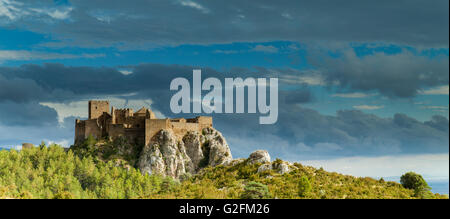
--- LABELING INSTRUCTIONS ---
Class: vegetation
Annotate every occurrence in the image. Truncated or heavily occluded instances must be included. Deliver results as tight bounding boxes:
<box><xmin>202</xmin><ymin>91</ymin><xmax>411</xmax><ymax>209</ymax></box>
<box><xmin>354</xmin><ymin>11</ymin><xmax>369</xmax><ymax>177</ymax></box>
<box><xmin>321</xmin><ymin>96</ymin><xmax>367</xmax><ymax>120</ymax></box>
<box><xmin>240</xmin><ymin>181</ymin><xmax>270</xmax><ymax>199</ymax></box>
<box><xmin>0</xmin><ymin>143</ymin><xmax>448</xmax><ymax>199</ymax></box>
<box><xmin>0</xmin><ymin>144</ymin><xmax>173</xmax><ymax>199</ymax></box>
<box><xmin>400</xmin><ymin>172</ymin><xmax>434</xmax><ymax>199</ymax></box>
<box><xmin>298</xmin><ymin>176</ymin><xmax>311</xmax><ymax>197</ymax></box>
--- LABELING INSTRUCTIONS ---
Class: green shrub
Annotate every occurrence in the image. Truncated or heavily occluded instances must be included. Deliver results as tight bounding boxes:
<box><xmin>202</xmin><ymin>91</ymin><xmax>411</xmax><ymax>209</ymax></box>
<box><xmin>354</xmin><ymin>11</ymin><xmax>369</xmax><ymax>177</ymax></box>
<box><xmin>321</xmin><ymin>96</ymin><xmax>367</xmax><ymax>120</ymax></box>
<box><xmin>240</xmin><ymin>181</ymin><xmax>270</xmax><ymax>199</ymax></box>
<box><xmin>400</xmin><ymin>172</ymin><xmax>432</xmax><ymax>199</ymax></box>
<box><xmin>298</xmin><ymin>176</ymin><xmax>311</xmax><ymax>197</ymax></box>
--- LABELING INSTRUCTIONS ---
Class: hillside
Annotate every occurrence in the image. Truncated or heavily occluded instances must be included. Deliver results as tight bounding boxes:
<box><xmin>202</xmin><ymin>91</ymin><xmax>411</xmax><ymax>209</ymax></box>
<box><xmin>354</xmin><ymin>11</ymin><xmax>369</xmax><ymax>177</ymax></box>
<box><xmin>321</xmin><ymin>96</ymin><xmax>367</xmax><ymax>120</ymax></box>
<box><xmin>0</xmin><ymin>143</ymin><xmax>447</xmax><ymax>199</ymax></box>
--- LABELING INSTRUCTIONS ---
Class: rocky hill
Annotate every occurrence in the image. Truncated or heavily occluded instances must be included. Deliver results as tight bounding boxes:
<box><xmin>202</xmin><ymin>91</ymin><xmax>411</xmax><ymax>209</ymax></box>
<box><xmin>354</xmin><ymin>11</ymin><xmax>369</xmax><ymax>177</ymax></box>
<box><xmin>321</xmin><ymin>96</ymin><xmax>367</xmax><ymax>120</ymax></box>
<box><xmin>70</xmin><ymin>127</ymin><xmax>232</xmax><ymax>179</ymax></box>
<box><xmin>0</xmin><ymin>127</ymin><xmax>447</xmax><ymax>199</ymax></box>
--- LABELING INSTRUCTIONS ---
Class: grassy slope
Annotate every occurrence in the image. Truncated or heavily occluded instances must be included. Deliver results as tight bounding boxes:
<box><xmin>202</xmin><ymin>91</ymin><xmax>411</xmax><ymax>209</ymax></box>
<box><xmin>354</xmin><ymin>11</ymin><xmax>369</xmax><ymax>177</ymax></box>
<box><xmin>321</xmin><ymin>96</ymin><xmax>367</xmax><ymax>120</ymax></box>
<box><xmin>0</xmin><ymin>145</ymin><xmax>447</xmax><ymax>199</ymax></box>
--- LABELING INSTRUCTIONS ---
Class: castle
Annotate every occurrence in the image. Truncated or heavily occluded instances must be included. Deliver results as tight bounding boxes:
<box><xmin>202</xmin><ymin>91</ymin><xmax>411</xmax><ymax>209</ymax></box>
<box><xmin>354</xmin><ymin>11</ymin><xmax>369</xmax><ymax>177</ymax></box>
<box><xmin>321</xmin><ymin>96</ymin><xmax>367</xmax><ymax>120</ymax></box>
<box><xmin>75</xmin><ymin>100</ymin><xmax>213</xmax><ymax>145</ymax></box>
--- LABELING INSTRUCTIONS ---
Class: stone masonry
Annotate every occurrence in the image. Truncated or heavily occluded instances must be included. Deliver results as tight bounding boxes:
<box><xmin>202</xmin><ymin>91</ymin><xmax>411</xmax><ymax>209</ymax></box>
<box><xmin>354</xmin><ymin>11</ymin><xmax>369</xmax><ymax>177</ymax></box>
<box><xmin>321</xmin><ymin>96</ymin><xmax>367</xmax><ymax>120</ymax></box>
<box><xmin>75</xmin><ymin>100</ymin><xmax>213</xmax><ymax>146</ymax></box>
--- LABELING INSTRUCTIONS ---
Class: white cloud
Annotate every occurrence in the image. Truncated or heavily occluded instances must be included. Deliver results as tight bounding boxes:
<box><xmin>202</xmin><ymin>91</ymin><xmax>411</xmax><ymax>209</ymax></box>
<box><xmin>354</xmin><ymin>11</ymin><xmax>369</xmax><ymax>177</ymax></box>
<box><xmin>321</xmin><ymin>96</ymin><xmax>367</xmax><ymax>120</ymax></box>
<box><xmin>251</xmin><ymin>45</ymin><xmax>279</xmax><ymax>53</ymax></box>
<box><xmin>279</xmin><ymin>72</ymin><xmax>327</xmax><ymax>86</ymax></box>
<box><xmin>44</xmin><ymin>138</ymin><xmax>71</xmax><ymax>147</ymax></box>
<box><xmin>178</xmin><ymin>0</ymin><xmax>210</xmax><ymax>14</ymax></box>
<box><xmin>213</xmin><ymin>49</ymin><xmax>240</xmax><ymax>54</ymax></box>
<box><xmin>118</xmin><ymin>69</ymin><xmax>133</xmax><ymax>75</ymax></box>
<box><xmin>40</xmin><ymin>101</ymin><xmax>87</xmax><ymax>124</ymax></box>
<box><xmin>421</xmin><ymin>106</ymin><xmax>449</xmax><ymax>110</ymax></box>
<box><xmin>0</xmin><ymin>50</ymin><xmax>105</xmax><ymax>62</ymax></box>
<box><xmin>420</xmin><ymin>85</ymin><xmax>449</xmax><ymax>95</ymax></box>
<box><xmin>0</xmin><ymin>0</ymin><xmax>26</xmax><ymax>20</ymax></box>
<box><xmin>353</xmin><ymin>105</ymin><xmax>384</xmax><ymax>110</ymax></box>
<box><xmin>0</xmin><ymin>0</ymin><xmax>72</xmax><ymax>21</ymax></box>
<box><xmin>301</xmin><ymin>153</ymin><xmax>449</xmax><ymax>181</ymax></box>
<box><xmin>332</xmin><ymin>92</ymin><xmax>376</xmax><ymax>98</ymax></box>
<box><xmin>31</xmin><ymin>7</ymin><xmax>73</xmax><ymax>20</ymax></box>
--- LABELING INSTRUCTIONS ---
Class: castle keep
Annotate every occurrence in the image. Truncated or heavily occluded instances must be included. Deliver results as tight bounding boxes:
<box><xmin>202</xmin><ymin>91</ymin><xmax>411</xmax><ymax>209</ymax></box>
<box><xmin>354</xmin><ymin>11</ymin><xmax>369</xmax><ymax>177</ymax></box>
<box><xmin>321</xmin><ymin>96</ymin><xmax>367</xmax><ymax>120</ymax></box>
<box><xmin>75</xmin><ymin>100</ymin><xmax>213</xmax><ymax>145</ymax></box>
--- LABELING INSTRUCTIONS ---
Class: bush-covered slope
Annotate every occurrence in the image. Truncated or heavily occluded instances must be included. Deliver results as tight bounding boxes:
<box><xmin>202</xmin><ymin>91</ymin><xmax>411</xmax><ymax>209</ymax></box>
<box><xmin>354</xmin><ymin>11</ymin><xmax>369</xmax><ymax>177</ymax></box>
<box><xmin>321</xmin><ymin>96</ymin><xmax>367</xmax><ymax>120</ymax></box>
<box><xmin>0</xmin><ymin>145</ymin><xmax>447</xmax><ymax>199</ymax></box>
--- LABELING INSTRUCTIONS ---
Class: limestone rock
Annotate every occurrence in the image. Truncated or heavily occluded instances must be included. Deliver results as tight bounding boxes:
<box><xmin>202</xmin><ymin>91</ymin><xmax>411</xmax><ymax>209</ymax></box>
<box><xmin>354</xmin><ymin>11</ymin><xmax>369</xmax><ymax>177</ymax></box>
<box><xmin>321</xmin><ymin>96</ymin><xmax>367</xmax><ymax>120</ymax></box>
<box><xmin>201</xmin><ymin>127</ymin><xmax>233</xmax><ymax>167</ymax></box>
<box><xmin>138</xmin><ymin>127</ymin><xmax>233</xmax><ymax>179</ymax></box>
<box><xmin>138</xmin><ymin>129</ymin><xmax>192</xmax><ymax>178</ymax></box>
<box><xmin>247</xmin><ymin>150</ymin><xmax>271</xmax><ymax>165</ymax></box>
<box><xmin>276</xmin><ymin>163</ymin><xmax>290</xmax><ymax>174</ymax></box>
<box><xmin>257</xmin><ymin>164</ymin><xmax>273</xmax><ymax>173</ymax></box>
<box><xmin>224</xmin><ymin>158</ymin><xmax>245</xmax><ymax>166</ymax></box>
<box><xmin>183</xmin><ymin>131</ymin><xmax>204</xmax><ymax>169</ymax></box>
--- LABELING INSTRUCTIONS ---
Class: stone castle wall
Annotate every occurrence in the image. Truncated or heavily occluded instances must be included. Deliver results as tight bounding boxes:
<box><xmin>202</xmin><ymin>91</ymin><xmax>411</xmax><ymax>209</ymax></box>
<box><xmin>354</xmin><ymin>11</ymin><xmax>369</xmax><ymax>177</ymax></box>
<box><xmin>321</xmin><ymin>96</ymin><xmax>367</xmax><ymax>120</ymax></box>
<box><xmin>75</xmin><ymin>100</ymin><xmax>213</xmax><ymax>146</ymax></box>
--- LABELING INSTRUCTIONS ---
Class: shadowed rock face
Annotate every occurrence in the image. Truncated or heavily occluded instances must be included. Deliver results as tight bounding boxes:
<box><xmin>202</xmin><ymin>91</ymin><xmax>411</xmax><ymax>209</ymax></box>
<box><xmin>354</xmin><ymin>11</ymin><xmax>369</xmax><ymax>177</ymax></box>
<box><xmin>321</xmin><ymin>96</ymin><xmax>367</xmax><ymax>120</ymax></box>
<box><xmin>138</xmin><ymin>127</ymin><xmax>232</xmax><ymax>178</ymax></box>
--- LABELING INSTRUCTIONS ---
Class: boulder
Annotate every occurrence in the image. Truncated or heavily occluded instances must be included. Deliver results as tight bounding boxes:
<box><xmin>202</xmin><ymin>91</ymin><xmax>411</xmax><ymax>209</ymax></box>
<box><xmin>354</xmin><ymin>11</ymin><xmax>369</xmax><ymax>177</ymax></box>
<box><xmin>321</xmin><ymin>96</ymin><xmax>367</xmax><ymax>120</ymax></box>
<box><xmin>247</xmin><ymin>150</ymin><xmax>271</xmax><ymax>165</ymax></box>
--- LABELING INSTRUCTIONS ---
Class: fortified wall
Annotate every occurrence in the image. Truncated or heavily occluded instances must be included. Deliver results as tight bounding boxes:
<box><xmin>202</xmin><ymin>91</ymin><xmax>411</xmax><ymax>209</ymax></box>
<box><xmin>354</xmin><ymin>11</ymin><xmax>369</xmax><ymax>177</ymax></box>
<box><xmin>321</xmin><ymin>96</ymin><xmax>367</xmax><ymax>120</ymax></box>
<box><xmin>75</xmin><ymin>100</ymin><xmax>213</xmax><ymax>146</ymax></box>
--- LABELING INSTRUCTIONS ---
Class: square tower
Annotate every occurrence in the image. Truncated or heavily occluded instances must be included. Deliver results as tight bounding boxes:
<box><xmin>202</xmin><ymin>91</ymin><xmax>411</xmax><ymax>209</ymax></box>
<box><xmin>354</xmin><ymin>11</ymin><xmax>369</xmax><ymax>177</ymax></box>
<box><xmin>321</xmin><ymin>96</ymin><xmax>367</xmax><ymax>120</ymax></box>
<box><xmin>89</xmin><ymin>100</ymin><xmax>110</xmax><ymax>119</ymax></box>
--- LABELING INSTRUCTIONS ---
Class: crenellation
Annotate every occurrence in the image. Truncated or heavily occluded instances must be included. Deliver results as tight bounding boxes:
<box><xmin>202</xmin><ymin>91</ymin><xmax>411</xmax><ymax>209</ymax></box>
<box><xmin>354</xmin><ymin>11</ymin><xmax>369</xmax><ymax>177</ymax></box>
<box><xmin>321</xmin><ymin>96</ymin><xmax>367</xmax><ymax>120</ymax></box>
<box><xmin>75</xmin><ymin>100</ymin><xmax>213</xmax><ymax>146</ymax></box>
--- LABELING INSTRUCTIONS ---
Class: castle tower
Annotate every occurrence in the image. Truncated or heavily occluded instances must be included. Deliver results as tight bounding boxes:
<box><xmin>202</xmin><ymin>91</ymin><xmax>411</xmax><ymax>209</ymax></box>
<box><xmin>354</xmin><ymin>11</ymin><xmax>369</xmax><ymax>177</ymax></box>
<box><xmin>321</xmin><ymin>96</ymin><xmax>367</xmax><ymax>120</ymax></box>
<box><xmin>111</xmin><ymin>106</ymin><xmax>116</xmax><ymax>124</ymax></box>
<box><xmin>89</xmin><ymin>100</ymin><xmax>110</xmax><ymax>119</ymax></box>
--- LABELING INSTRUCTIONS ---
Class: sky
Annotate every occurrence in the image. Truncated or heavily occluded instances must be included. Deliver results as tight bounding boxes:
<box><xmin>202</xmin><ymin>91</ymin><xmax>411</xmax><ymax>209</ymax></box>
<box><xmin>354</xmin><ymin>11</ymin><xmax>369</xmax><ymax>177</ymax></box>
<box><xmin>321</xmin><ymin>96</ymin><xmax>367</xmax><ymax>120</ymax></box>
<box><xmin>0</xmin><ymin>0</ymin><xmax>449</xmax><ymax>185</ymax></box>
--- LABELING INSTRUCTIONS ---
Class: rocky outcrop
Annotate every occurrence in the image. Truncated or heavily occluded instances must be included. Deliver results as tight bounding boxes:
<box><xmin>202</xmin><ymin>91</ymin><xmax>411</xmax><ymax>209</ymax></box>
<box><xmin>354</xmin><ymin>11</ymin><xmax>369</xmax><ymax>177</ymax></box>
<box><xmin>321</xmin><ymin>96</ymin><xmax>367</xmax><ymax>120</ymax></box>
<box><xmin>138</xmin><ymin>127</ymin><xmax>232</xmax><ymax>178</ymax></box>
<box><xmin>183</xmin><ymin>131</ymin><xmax>204</xmax><ymax>169</ymax></box>
<box><xmin>247</xmin><ymin>150</ymin><xmax>292</xmax><ymax>175</ymax></box>
<box><xmin>247</xmin><ymin>150</ymin><xmax>271</xmax><ymax>165</ymax></box>
<box><xmin>201</xmin><ymin>127</ymin><xmax>233</xmax><ymax>167</ymax></box>
<box><xmin>138</xmin><ymin>129</ymin><xmax>193</xmax><ymax>178</ymax></box>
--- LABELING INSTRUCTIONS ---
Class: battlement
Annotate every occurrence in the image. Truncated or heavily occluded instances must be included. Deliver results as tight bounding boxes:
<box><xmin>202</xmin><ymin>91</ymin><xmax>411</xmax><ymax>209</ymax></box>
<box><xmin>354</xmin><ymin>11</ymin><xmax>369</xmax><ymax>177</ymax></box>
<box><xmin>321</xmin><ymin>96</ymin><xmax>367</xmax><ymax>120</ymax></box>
<box><xmin>75</xmin><ymin>100</ymin><xmax>213</xmax><ymax>145</ymax></box>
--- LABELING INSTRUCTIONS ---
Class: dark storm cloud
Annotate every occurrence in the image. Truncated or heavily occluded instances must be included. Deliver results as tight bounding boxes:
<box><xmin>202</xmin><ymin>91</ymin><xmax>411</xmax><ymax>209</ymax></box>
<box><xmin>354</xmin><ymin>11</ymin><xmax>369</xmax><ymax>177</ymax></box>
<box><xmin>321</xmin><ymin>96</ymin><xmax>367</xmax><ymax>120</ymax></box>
<box><xmin>308</xmin><ymin>50</ymin><xmax>449</xmax><ymax>98</ymax></box>
<box><xmin>3</xmin><ymin>0</ymin><xmax>448</xmax><ymax>48</ymax></box>
<box><xmin>425</xmin><ymin>115</ymin><xmax>449</xmax><ymax>132</ymax></box>
<box><xmin>0</xmin><ymin>101</ymin><xmax>58</xmax><ymax>126</ymax></box>
<box><xmin>281</xmin><ymin>89</ymin><xmax>313</xmax><ymax>104</ymax></box>
<box><xmin>217</xmin><ymin>104</ymin><xmax>449</xmax><ymax>158</ymax></box>
<box><xmin>0</xmin><ymin>63</ymin><xmax>448</xmax><ymax>157</ymax></box>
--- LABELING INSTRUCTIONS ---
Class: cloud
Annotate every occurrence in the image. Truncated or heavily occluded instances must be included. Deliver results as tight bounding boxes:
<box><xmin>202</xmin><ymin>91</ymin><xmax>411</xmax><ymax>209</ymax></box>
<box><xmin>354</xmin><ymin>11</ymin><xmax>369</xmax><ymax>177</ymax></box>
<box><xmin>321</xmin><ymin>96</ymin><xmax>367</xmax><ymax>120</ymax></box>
<box><xmin>30</xmin><ymin>7</ymin><xmax>73</xmax><ymax>20</ymax></box>
<box><xmin>420</xmin><ymin>85</ymin><xmax>449</xmax><ymax>95</ymax></box>
<box><xmin>1</xmin><ymin>0</ymin><xmax>447</xmax><ymax>48</ymax></box>
<box><xmin>309</xmin><ymin>49</ymin><xmax>449</xmax><ymax>98</ymax></box>
<box><xmin>40</xmin><ymin>97</ymin><xmax>165</xmax><ymax>125</ymax></box>
<box><xmin>178</xmin><ymin>0</ymin><xmax>210</xmax><ymax>14</ymax></box>
<box><xmin>0</xmin><ymin>101</ymin><xmax>58</xmax><ymax>126</ymax></box>
<box><xmin>213</xmin><ymin>50</ymin><xmax>240</xmax><ymax>54</ymax></box>
<box><xmin>0</xmin><ymin>63</ymin><xmax>448</xmax><ymax>159</ymax></box>
<box><xmin>0</xmin><ymin>116</ymin><xmax>75</xmax><ymax>148</ymax></box>
<box><xmin>0</xmin><ymin>0</ymin><xmax>25</xmax><ymax>20</ymax></box>
<box><xmin>281</xmin><ymin>89</ymin><xmax>314</xmax><ymax>104</ymax></box>
<box><xmin>0</xmin><ymin>50</ymin><xmax>105</xmax><ymax>62</ymax></box>
<box><xmin>421</xmin><ymin>106</ymin><xmax>448</xmax><ymax>110</ymax></box>
<box><xmin>0</xmin><ymin>0</ymin><xmax>72</xmax><ymax>22</ymax></box>
<box><xmin>251</xmin><ymin>45</ymin><xmax>279</xmax><ymax>53</ymax></box>
<box><xmin>276</xmin><ymin>70</ymin><xmax>327</xmax><ymax>86</ymax></box>
<box><xmin>353</xmin><ymin>105</ymin><xmax>384</xmax><ymax>110</ymax></box>
<box><xmin>332</xmin><ymin>92</ymin><xmax>376</xmax><ymax>98</ymax></box>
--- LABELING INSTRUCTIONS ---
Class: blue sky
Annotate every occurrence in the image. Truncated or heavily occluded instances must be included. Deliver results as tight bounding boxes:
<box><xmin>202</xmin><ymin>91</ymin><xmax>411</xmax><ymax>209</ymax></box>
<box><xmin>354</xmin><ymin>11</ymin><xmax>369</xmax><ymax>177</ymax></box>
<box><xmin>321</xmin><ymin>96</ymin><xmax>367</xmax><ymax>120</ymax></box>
<box><xmin>0</xmin><ymin>0</ymin><xmax>448</xmax><ymax>185</ymax></box>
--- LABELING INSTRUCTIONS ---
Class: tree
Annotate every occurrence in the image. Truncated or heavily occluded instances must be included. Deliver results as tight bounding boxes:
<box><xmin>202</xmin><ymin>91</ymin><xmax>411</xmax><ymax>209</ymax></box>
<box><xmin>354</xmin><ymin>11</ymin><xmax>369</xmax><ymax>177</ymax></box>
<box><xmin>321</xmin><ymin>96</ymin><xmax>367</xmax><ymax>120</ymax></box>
<box><xmin>400</xmin><ymin>172</ymin><xmax>432</xmax><ymax>199</ymax></box>
<box><xmin>240</xmin><ymin>181</ymin><xmax>270</xmax><ymax>199</ymax></box>
<box><xmin>298</xmin><ymin>176</ymin><xmax>312</xmax><ymax>198</ymax></box>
